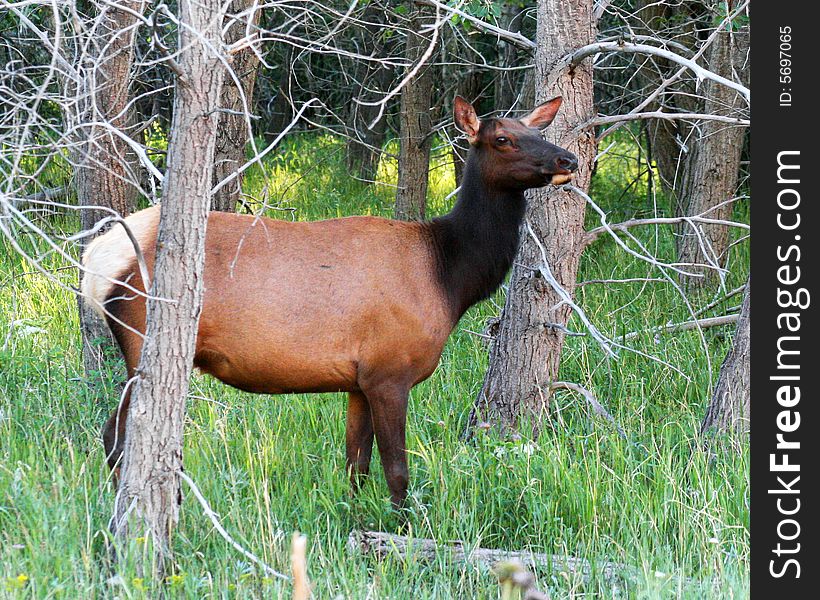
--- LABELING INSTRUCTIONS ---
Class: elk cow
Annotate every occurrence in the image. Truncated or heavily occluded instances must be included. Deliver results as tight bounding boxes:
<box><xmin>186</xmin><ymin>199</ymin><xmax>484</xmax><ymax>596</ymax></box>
<box><xmin>82</xmin><ymin>96</ymin><xmax>578</xmax><ymax>507</ymax></box>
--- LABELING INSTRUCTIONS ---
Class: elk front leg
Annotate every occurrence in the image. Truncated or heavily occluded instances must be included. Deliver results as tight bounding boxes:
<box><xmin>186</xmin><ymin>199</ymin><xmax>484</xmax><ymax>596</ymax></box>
<box><xmin>364</xmin><ymin>383</ymin><xmax>410</xmax><ymax>509</ymax></box>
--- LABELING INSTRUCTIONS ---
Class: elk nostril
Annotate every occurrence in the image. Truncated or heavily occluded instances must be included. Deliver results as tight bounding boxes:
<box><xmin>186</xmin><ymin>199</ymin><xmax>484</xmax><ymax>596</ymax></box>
<box><xmin>557</xmin><ymin>155</ymin><xmax>578</xmax><ymax>172</ymax></box>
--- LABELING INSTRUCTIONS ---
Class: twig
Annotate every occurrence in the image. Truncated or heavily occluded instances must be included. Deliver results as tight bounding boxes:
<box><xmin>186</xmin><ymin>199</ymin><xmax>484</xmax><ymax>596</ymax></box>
<box><xmin>694</xmin><ymin>285</ymin><xmax>746</xmax><ymax>318</ymax></box>
<box><xmin>464</xmin><ymin>329</ymin><xmax>494</xmax><ymax>340</ymax></box>
<box><xmin>179</xmin><ymin>471</ymin><xmax>289</xmax><ymax>581</ymax></box>
<box><xmin>525</xmin><ymin>219</ymin><xmax>617</xmax><ymax>359</ymax></box>
<box><xmin>583</xmin><ymin>215</ymin><xmax>749</xmax><ymax>247</ymax></box>
<box><xmin>77</xmin><ymin>215</ymin><xmax>153</xmax><ymax>293</ymax></box>
<box><xmin>549</xmin><ymin>381</ymin><xmax>626</xmax><ymax>438</ymax></box>
<box><xmin>525</xmin><ymin>215</ymin><xmax>690</xmax><ymax>379</ymax></box>
<box><xmin>15</xmin><ymin>186</ymin><xmax>69</xmax><ymax>207</ymax></box>
<box><xmin>211</xmin><ymin>98</ymin><xmax>319</xmax><ymax>196</ymax></box>
<box><xmin>416</xmin><ymin>0</ymin><xmax>536</xmax><ymax>51</ymax></box>
<box><xmin>578</xmin><ymin>277</ymin><xmax>666</xmax><ymax>286</ymax></box>
<box><xmin>543</xmin><ymin>322</ymin><xmax>586</xmax><ymax>337</ymax></box>
<box><xmin>570</xmin><ymin>185</ymin><xmax>715</xmax><ymax>278</ymax></box>
<box><xmin>355</xmin><ymin>3</ymin><xmax>444</xmax><ymax>127</ymax></box>
<box><xmin>596</xmin><ymin>0</ymin><xmax>750</xmax><ymax>141</ymax></box>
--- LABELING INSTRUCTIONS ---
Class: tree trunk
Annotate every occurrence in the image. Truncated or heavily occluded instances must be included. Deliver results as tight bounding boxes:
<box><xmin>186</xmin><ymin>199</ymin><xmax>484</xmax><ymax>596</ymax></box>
<box><xmin>211</xmin><ymin>0</ymin><xmax>262</xmax><ymax>212</ymax></box>
<box><xmin>701</xmin><ymin>278</ymin><xmax>750</xmax><ymax>435</ymax></box>
<box><xmin>263</xmin><ymin>46</ymin><xmax>294</xmax><ymax>145</ymax></box>
<box><xmin>394</xmin><ymin>4</ymin><xmax>437</xmax><ymax>221</ymax></box>
<box><xmin>346</xmin><ymin>8</ymin><xmax>395</xmax><ymax>183</ymax></box>
<box><xmin>493</xmin><ymin>3</ymin><xmax>524</xmax><ymax>114</ymax></box>
<box><xmin>346</xmin><ymin>62</ymin><xmax>392</xmax><ymax>183</ymax></box>
<box><xmin>676</xmin><ymin>22</ymin><xmax>750</xmax><ymax>288</ymax></box>
<box><xmin>469</xmin><ymin>0</ymin><xmax>597</xmax><ymax>435</ymax></box>
<box><xmin>74</xmin><ymin>0</ymin><xmax>146</xmax><ymax>383</ymax></box>
<box><xmin>633</xmin><ymin>0</ymin><xmax>694</xmax><ymax>198</ymax></box>
<box><xmin>111</xmin><ymin>0</ymin><xmax>225</xmax><ymax>575</ymax></box>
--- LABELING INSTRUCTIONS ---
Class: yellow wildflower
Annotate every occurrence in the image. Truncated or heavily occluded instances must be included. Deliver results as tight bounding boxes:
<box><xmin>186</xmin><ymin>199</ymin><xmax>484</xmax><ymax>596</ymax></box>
<box><xmin>4</xmin><ymin>574</ymin><xmax>29</xmax><ymax>591</ymax></box>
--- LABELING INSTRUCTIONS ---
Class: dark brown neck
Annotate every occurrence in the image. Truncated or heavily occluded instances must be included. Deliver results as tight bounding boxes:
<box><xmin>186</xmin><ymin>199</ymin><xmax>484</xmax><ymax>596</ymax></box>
<box><xmin>426</xmin><ymin>152</ymin><xmax>526</xmax><ymax>322</ymax></box>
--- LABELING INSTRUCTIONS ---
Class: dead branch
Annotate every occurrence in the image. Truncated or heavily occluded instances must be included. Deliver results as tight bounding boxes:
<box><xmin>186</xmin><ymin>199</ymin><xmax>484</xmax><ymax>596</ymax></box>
<box><xmin>568</xmin><ymin>187</ymin><xmax>710</xmax><ymax>278</ymax></box>
<box><xmin>525</xmin><ymin>219</ymin><xmax>617</xmax><ymax>359</ymax></box>
<box><xmin>581</xmin><ymin>211</ymin><xmax>749</xmax><ymax>248</ymax></box>
<box><xmin>619</xmin><ymin>314</ymin><xmax>739</xmax><ymax>342</ymax></box>
<box><xmin>417</xmin><ymin>0</ymin><xmax>536</xmax><ymax>51</ymax></box>
<box><xmin>21</xmin><ymin>186</ymin><xmax>69</xmax><ymax>205</ymax></box>
<box><xmin>578</xmin><ymin>277</ymin><xmax>666</xmax><ymax>286</ymax></box>
<box><xmin>562</xmin><ymin>41</ymin><xmax>750</xmax><ymax>103</ymax></box>
<box><xmin>179</xmin><ymin>471</ymin><xmax>289</xmax><ymax>581</ymax></box>
<box><xmin>549</xmin><ymin>381</ymin><xmax>626</xmax><ymax>438</ymax></box>
<box><xmin>694</xmin><ymin>284</ymin><xmax>746</xmax><ymax>318</ymax></box>
<box><xmin>596</xmin><ymin>0</ymin><xmax>750</xmax><ymax>140</ymax></box>
<box><xmin>584</xmin><ymin>111</ymin><xmax>749</xmax><ymax>134</ymax></box>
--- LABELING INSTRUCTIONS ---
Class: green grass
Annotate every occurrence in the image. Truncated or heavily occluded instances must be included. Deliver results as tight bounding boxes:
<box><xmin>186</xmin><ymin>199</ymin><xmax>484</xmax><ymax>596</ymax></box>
<box><xmin>0</xmin><ymin>132</ymin><xmax>749</xmax><ymax>598</ymax></box>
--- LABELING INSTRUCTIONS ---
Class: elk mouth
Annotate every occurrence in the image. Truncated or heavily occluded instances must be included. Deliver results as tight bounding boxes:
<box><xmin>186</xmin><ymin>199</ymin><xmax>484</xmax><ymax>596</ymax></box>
<box><xmin>548</xmin><ymin>171</ymin><xmax>574</xmax><ymax>185</ymax></box>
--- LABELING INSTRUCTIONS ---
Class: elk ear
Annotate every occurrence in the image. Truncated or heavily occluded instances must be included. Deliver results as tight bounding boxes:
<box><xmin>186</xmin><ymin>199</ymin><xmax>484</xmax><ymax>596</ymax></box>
<box><xmin>521</xmin><ymin>96</ymin><xmax>563</xmax><ymax>129</ymax></box>
<box><xmin>453</xmin><ymin>95</ymin><xmax>481</xmax><ymax>144</ymax></box>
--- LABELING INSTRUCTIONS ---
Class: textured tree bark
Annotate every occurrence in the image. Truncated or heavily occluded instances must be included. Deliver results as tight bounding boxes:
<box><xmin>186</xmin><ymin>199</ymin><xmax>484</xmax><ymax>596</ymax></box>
<box><xmin>701</xmin><ymin>278</ymin><xmax>750</xmax><ymax>435</ymax></box>
<box><xmin>211</xmin><ymin>0</ymin><xmax>261</xmax><ymax>212</ymax></box>
<box><xmin>676</xmin><ymin>24</ymin><xmax>750</xmax><ymax>288</ymax></box>
<box><xmin>74</xmin><ymin>1</ymin><xmax>146</xmax><ymax>383</ymax></box>
<box><xmin>469</xmin><ymin>0</ymin><xmax>597</xmax><ymax>435</ymax></box>
<box><xmin>394</xmin><ymin>3</ymin><xmax>437</xmax><ymax>221</ymax></box>
<box><xmin>111</xmin><ymin>0</ymin><xmax>225</xmax><ymax>575</ymax></box>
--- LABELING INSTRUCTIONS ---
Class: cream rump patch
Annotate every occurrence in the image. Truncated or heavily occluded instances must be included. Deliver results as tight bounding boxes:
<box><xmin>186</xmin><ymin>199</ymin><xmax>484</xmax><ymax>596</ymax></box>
<box><xmin>80</xmin><ymin>205</ymin><xmax>160</xmax><ymax>317</ymax></box>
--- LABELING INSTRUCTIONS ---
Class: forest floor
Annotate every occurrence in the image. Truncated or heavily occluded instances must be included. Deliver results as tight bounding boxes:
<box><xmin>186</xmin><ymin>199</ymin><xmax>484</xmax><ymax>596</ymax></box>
<box><xmin>0</xmin><ymin>132</ymin><xmax>749</xmax><ymax>598</ymax></box>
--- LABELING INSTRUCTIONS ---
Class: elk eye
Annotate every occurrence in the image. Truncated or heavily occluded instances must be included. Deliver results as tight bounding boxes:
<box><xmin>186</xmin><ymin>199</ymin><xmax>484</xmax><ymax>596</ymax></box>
<box><xmin>495</xmin><ymin>136</ymin><xmax>510</xmax><ymax>146</ymax></box>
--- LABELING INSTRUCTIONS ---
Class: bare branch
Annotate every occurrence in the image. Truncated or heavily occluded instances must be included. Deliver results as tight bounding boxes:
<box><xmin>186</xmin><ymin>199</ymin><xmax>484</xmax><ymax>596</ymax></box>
<box><xmin>525</xmin><ymin>219</ymin><xmax>618</xmax><ymax>359</ymax></box>
<box><xmin>180</xmin><ymin>471</ymin><xmax>289</xmax><ymax>582</ymax></box>
<box><xmin>560</xmin><ymin>41</ymin><xmax>750</xmax><ymax>103</ymax></box>
<box><xmin>618</xmin><ymin>314</ymin><xmax>739</xmax><ymax>342</ymax></box>
<box><xmin>549</xmin><ymin>381</ymin><xmax>626</xmax><ymax>438</ymax></box>
<box><xmin>417</xmin><ymin>0</ymin><xmax>536</xmax><ymax>51</ymax></box>
<box><xmin>583</xmin><ymin>214</ymin><xmax>750</xmax><ymax>247</ymax></box>
<box><xmin>584</xmin><ymin>110</ymin><xmax>749</xmax><ymax>133</ymax></box>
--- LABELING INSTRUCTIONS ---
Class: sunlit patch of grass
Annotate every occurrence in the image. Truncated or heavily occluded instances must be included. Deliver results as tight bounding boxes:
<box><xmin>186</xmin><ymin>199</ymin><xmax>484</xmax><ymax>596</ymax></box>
<box><xmin>240</xmin><ymin>133</ymin><xmax>456</xmax><ymax>222</ymax></box>
<box><xmin>0</xmin><ymin>133</ymin><xmax>748</xmax><ymax>598</ymax></box>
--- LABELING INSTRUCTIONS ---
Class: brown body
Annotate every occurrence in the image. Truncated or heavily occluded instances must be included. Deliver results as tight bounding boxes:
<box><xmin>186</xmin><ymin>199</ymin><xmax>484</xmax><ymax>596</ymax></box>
<box><xmin>106</xmin><ymin>209</ymin><xmax>452</xmax><ymax>394</ymax></box>
<box><xmin>84</xmin><ymin>97</ymin><xmax>577</xmax><ymax>507</ymax></box>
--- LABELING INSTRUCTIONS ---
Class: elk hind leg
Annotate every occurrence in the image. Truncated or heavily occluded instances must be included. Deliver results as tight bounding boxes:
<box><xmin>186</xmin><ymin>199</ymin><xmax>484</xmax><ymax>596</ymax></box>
<box><xmin>346</xmin><ymin>390</ymin><xmax>374</xmax><ymax>492</ymax></box>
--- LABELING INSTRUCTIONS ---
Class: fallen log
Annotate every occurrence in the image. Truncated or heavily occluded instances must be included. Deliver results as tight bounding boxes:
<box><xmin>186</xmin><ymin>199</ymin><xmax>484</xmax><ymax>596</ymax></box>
<box><xmin>347</xmin><ymin>530</ymin><xmax>636</xmax><ymax>584</ymax></box>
